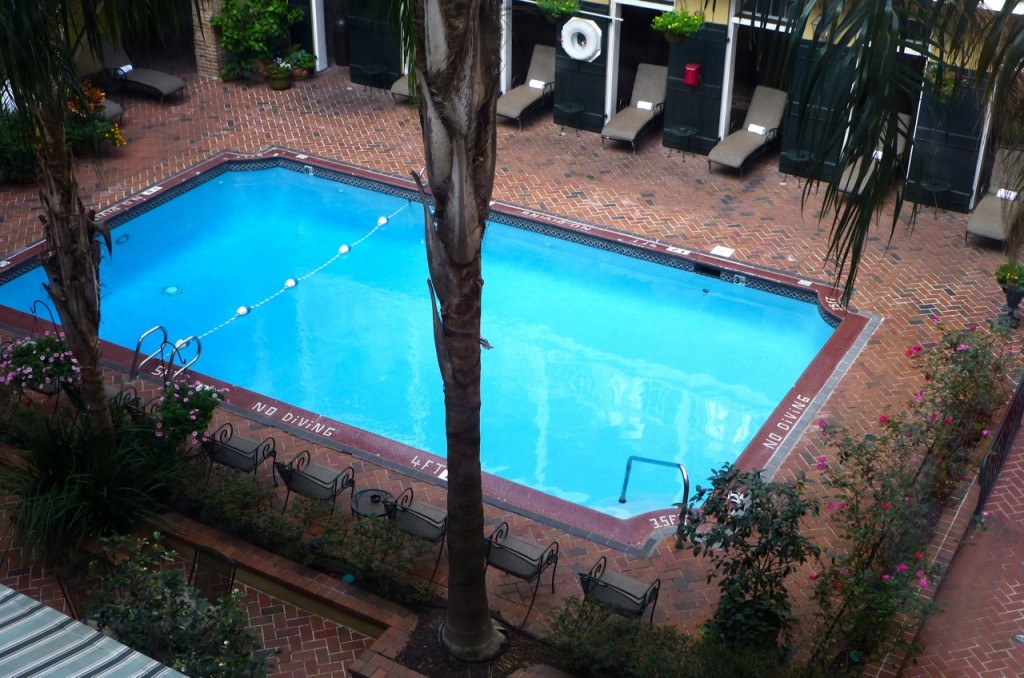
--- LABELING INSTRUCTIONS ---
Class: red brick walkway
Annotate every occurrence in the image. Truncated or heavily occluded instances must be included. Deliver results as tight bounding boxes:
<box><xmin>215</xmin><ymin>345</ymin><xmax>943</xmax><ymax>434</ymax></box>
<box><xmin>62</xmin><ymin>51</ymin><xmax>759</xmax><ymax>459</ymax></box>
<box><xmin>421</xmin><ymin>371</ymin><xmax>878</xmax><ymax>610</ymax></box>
<box><xmin>1</xmin><ymin>57</ymin><xmax>1022</xmax><ymax>676</ymax></box>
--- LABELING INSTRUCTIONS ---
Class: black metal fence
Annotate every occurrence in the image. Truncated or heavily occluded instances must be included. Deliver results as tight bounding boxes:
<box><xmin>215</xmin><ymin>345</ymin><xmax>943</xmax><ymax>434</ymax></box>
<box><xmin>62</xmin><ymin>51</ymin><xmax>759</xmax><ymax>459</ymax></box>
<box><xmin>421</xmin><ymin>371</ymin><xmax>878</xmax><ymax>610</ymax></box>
<box><xmin>977</xmin><ymin>373</ymin><xmax>1024</xmax><ymax>513</ymax></box>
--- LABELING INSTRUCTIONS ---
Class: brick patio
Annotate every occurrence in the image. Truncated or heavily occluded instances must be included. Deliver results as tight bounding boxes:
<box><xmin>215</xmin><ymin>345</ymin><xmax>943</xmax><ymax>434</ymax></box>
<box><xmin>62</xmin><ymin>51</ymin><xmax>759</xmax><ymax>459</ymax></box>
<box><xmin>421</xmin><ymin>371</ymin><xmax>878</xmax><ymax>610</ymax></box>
<box><xmin>1</xmin><ymin>56</ymin><xmax>1023</xmax><ymax>676</ymax></box>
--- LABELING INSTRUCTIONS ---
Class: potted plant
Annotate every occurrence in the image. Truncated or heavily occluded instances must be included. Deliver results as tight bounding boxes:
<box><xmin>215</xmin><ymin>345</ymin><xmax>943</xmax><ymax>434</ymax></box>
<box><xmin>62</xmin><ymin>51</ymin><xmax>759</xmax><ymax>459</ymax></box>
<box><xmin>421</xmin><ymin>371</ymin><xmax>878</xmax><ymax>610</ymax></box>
<box><xmin>265</xmin><ymin>58</ymin><xmax>293</xmax><ymax>90</ymax></box>
<box><xmin>0</xmin><ymin>332</ymin><xmax>79</xmax><ymax>393</ymax></box>
<box><xmin>288</xmin><ymin>48</ymin><xmax>316</xmax><ymax>80</ymax></box>
<box><xmin>154</xmin><ymin>378</ymin><xmax>227</xmax><ymax>449</ymax></box>
<box><xmin>537</xmin><ymin>0</ymin><xmax>580</xmax><ymax>23</ymax></box>
<box><xmin>995</xmin><ymin>260</ymin><xmax>1024</xmax><ymax>326</ymax></box>
<box><xmin>924</xmin><ymin>62</ymin><xmax>961</xmax><ymax>104</ymax></box>
<box><xmin>677</xmin><ymin>464</ymin><xmax>820</xmax><ymax>648</ymax></box>
<box><xmin>651</xmin><ymin>3</ymin><xmax>706</xmax><ymax>43</ymax></box>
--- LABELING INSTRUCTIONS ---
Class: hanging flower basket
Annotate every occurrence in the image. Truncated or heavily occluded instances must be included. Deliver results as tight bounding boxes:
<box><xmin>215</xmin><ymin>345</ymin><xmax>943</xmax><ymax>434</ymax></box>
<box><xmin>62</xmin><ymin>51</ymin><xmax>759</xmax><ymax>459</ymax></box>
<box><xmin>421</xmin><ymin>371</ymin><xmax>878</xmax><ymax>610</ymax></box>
<box><xmin>538</xmin><ymin>0</ymin><xmax>580</xmax><ymax>23</ymax></box>
<box><xmin>651</xmin><ymin>9</ymin><xmax>705</xmax><ymax>43</ymax></box>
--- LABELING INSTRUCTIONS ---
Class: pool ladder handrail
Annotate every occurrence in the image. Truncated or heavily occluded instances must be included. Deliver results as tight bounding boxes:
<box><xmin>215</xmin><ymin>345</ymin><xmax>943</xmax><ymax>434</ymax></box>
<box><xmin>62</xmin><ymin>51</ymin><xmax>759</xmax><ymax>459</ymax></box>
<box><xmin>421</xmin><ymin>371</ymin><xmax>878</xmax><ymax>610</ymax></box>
<box><xmin>617</xmin><ymin>455</ymin><xmax>690</xmax><ymax>550</ymax></box>
<box><xmin>130</xmin><ymin>326</ymin><xmax>201</xmax><ymax>382</ymax></box>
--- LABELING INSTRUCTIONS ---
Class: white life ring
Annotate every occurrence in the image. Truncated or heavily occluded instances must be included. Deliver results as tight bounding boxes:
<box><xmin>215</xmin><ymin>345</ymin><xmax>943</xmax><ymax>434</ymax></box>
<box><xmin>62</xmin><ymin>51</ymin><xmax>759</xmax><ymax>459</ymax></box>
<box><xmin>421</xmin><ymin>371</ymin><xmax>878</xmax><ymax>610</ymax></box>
<box><xmin>561</xmin><ymin>18</ymin><xmax>602</xmax><ymax>63</ymax></box>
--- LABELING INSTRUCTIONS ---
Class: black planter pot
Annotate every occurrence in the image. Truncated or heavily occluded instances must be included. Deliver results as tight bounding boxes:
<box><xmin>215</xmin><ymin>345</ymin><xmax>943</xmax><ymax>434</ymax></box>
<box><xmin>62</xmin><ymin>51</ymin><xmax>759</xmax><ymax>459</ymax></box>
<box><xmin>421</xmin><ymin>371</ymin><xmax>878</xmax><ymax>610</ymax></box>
<box><xmin>1000</xmin><ymin>284</ymin><xmax>1024</xmax><ymax>327</ymax></box>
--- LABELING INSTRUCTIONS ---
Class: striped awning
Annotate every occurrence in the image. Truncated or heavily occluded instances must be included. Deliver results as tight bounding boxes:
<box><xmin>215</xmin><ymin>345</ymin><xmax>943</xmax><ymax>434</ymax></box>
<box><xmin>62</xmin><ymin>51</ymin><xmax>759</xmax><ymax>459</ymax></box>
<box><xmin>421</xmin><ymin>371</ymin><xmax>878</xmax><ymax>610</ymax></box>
<box><xmin>0</xmin><ymin>584</ymin><xmax>185</xmax><ymax>677</ymax></box>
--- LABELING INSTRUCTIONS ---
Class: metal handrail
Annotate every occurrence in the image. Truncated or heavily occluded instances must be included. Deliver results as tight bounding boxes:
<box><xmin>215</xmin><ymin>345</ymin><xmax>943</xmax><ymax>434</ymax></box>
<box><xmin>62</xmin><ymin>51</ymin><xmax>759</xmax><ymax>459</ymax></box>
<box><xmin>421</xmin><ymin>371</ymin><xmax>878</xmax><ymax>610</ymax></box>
<box><xmin>169</xmin><ymin>336</ymin><xmax>201</xmax><ymax>380</ymax></box>
<box><xmin>130</xmin><ymin>326</ymin><xmax>169</xmax><ymax>379</ymax></box>
<box><xmin>618</xmin><ymin>455</ymin><xmax>690</xmax><ymax>548</ymax></box>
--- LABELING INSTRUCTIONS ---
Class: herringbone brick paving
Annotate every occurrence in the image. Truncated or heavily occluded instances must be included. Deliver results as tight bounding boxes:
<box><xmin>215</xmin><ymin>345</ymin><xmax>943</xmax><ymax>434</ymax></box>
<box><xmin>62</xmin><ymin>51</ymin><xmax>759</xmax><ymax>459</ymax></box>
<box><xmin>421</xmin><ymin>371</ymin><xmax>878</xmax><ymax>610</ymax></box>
<box><xmin>1</xmin><ymin>53</ymin><xmax>1023</xmax><ymax>676</ymax></box>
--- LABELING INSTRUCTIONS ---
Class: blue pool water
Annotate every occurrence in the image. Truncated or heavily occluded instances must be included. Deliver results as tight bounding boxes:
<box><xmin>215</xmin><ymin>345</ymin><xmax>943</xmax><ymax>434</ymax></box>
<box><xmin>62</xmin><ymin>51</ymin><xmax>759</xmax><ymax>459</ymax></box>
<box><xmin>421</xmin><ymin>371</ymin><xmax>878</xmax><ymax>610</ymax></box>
<box><xmin>0</xmin><ymin>167</ymin><xmax>835</xmax><ymax>518</ymax></box>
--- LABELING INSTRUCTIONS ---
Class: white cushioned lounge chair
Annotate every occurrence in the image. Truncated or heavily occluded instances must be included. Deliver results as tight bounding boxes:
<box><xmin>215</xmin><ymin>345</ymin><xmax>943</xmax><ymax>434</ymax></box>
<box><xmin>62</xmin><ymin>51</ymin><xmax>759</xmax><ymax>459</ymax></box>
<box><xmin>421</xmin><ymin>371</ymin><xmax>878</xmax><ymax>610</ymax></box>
<box><xmin>836</xmin><ymin>113</ymin><xmax>912</xmax><ymax>196</ymax></box>
<box><xmin>600</xmin><ymin>63</ymin><xmax>668</xmax><ymax>154</ymax></box>
<box><xmin>708</xmin><ymin>85</ymin><xmax>788</xmax><ymax>179</ymax></box>
<box><xmin>496</xmin><ymin>45</ymin><xmax>556</xmax><ymax>131</ymax></box>
<box><xmin>966</xmin><ymin>148</ymin><xmax>1024</xmax><ymax>246</ymax></box>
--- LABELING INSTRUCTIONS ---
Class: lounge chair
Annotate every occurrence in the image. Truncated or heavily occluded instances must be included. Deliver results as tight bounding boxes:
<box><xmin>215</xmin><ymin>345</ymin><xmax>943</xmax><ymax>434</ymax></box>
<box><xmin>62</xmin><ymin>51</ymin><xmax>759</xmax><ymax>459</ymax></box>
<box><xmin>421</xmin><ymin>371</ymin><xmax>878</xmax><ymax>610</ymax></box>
<box><xmin>600</xmin><ymin>63</ymin><xmax>668</xmax><ymax>154</ymax></box>
<box><xmin>390</xmin><ymin>74</ymin><xmax>411</xmax><ymax>105</ymax></box>
<box><xmin>100</xmin><ymin>39</ymin><xmax>186</xmax><ymax>101</ymax></box>
<box><xmin>837</xmin><ymin>113</ymin><xmax>912</xmax><ymax>196</ymax></box>
<box><xmin>708</xmin><ymin>86</ymin><xmax>789</xmax><ymax>179</ymax></box>
<box><xmin>496</xmin><ymin>45</ymin><xmax>556</xmax><ymax>131</ymax></box>
<box><xmin>966</xmin><ymin>148</ymin><xmax>1024</xmax><ymax>245</ymax></box>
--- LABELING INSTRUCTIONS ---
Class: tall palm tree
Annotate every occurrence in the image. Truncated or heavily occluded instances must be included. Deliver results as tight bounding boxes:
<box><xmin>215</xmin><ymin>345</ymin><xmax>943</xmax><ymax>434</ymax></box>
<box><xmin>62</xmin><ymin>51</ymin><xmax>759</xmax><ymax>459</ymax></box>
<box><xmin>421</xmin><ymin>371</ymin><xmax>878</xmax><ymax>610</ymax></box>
<box><xmin>0</xmin><ymin>1</ymin><xmax>197</xmax><ymax>443</ymax></box>
<box><xmin>406</xmin><ymin>0</ymin><xmax>505</xmax><ymax>661</ymax></box>
<box><xmin>784</xmin><ymin>0</ymin><xmax>1024</xmax><ymax>303</ymax></box>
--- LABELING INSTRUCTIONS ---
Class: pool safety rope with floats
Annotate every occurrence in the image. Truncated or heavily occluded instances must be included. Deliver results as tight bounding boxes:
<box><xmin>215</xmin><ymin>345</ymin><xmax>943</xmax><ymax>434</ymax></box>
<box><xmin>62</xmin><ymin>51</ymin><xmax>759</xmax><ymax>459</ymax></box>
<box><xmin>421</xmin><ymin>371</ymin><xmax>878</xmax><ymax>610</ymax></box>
<box><xmin>194</xmin><ymin>203</ymin><xmax>411</xmax><ymax>341</ymax></box>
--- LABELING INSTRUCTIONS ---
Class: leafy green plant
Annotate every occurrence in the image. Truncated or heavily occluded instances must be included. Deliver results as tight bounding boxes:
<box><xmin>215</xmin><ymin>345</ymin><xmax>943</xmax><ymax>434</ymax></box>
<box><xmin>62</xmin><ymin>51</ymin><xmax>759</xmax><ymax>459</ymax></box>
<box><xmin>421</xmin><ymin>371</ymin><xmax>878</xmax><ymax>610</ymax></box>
<box><xmin>651</xmin><ymin>9</ymin><xmax>705</xmax><ymax>39</ymax></box>
<box><xmin>677</xmin><ymin>465</ymin><xmax>820</xmax><ymax>649</ymax></box>
<box><xmin>0</xmin><ymin>109</ymin><xmax>40</xmax><ymax>183</ymax></box>
<box><xmin>155</xmin><ymin>378</ymin><xmax>226</xmax><ymax>449</ymax></box>
<box><xmin>807</xmin><ymin>318</ymin><xmax>1018</xmax><ymax>669</ymax></box>
<box><xmin>537</xmin><ymin>0</ymin><xmax>580</xmax><ymax>20</ymax></box>
<box><xmin>65</xmin><ymin>81</ymin><xmax>125</xmax><ymax>154</ymax></box>
<box><xmin>288</xmin><ymin>47</ymin><xmax>316</xmax><ymax>73</ymax></box>
<box><xmin>995</xmin><ymin>260</ymin><xmax>1024</xmax><ymax>291</ymax></box>
<box><xmin>210</xmin><ymin>0</ymin><xmax>304</xmax><ymax>81</ymax></box>
<box><xmin>90</xmin><ymin>533</ymin><xmax>273</xmax><ymax>677</ymax></box>
<box><xmin>544</xmin><ymin>598</ymin><xmax>788</xmax><ymax>677</ymax></box>
<box><xmin>924</xmin><ymin>62</ymin><xmax>960</xmax><ymax>103</ymax></box>
<box><xmin>0</xmin><ymin>332</ymin><xmax>78</xmax><ymax>393</ymax></box>
<box><xmin>0</xmin><ymin>407</ymin><xmax>181</xmax><ymax>555</ymax></box>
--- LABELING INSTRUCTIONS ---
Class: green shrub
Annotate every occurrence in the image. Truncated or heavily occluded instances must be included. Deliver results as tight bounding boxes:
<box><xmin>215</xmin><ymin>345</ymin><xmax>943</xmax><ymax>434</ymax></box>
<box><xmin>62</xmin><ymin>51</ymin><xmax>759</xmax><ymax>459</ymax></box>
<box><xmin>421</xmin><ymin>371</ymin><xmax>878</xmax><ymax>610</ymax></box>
<box><xmin>544</xmin><ymin>598</ymin><xmax>787</xmax><ymax>677</ymax></box>
<box><xmin>0</xmin><ymin>332</ymin><xmax>78</xmax><ymax>392</ymax></box>
<box><xmin>0</xmin><ymin>407</ymin><xmax>182</xmax><ymax>556</ymax></box>
<box><xmin>0</xmin><ymin>109</ymin><xmax>40</xmax><ymax>183</ymax></box>
<box><xmin>210</xmin><ymin>0</ymin><xmax>304</xmax><ymax>80</ymax></box>
<box><xmin>90</xmin><ymin>533</ymin><xmax>273</xmax><ymax>677</ymax></box>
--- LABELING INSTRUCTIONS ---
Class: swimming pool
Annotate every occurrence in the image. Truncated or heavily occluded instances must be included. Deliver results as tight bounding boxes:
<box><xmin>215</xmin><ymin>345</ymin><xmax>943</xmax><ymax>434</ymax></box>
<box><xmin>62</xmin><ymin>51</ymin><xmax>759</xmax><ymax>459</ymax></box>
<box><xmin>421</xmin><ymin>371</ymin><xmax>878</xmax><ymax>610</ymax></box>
<box><xmin>0</xmin><ymin>149</ymin><xmax>869</xmax><ymax>542</ymax></box>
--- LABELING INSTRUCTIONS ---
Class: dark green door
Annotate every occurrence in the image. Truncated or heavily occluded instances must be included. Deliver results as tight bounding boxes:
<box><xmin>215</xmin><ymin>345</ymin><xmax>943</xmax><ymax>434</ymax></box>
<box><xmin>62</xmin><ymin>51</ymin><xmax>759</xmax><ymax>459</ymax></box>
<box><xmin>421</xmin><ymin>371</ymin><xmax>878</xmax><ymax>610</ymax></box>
<box><xmin>663</xmin><ymin>24</ymin><xmax>726</xmax><ymax>156</ymax></box>
<box><xmin>905</xmin><ymin>75</ymin><xmax>984</xmax><ymax>214</ymax></box>
<box><xmin>554</xmin><ymin>12</ymin><xmax>609</xmax><ymax>134</ymax></box>
<box><xmin>779</xmin><ymin>41</ymin><xmax>851</xmax><ymax>179</ymax></box>
<box><xmin>347</xmin><ymin>0</ymin><xmax>402</xmax><ymax>88</ymax></box>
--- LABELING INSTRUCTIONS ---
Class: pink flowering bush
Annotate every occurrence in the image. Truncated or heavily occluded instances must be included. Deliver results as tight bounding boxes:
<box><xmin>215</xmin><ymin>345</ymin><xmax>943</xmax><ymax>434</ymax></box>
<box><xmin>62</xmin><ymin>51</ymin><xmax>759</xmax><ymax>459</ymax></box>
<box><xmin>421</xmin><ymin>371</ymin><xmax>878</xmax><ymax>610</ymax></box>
<box><xmin>807</xmin><ymin>319</ymin><xmax>1019</xmax><ymax>668</ymax></box>
<box><xmin>155</xmin><ymin>379</ymin><xmax>227</xmax><ymax>449</ymax></box>
<box><xmin>0</xmin><ymin>332</ymin><xmax>79</xmax><ymax>392</ymax></box>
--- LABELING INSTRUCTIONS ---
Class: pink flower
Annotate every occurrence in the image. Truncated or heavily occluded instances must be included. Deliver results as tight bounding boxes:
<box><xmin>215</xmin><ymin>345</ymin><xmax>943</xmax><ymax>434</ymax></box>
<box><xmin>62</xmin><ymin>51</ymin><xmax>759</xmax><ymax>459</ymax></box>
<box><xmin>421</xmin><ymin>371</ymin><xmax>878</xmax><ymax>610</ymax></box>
<box><xmin>838</xmin><ymin>502</ymin><xmax>847</xmax><ymax>510</ymax></box>
<box><xmin>833</xmin><ymin>581</ymin><xmax>842</xmax><ymax>590</ymax></box>
<box><xmin>826</xmin><ymin>502</ymin><xmax>836</xmax><ymax>511</ymax></box>
<box><xmin>930</xmin><ymin>412</ymin><xmax>939</xmax><ymax>421</ymax></box>
<box><xmin>956</xmin><ymin>343</ymin><xmax>970</xmax><ymax>352</ymax></box>
<box><xmin>982</xmin><ymin>429</ymin><xmax>989</xmax><ymax>437</ymax></box>
<box><xmin>809</xmin><ymin>573</ymin><xmax>819</xmax><ymax>581</ymax></box>
<box><xmin>943</xmin><ymin>417</ymin><xmax>953</xmax><ymax>425</ymax></box>
<box><xmin>918</xmin><ymin>578</ymin><xmax>929</xmax><ymax>588</ymax></box>
<box><xmin>818</xmin><ymin>419</ymin><xmax>827</xmax><ymax>429</ymax></box>
<box><xmin>968</xmin><ymin>323</ymin><xmax>978</xmax><ymax>331</ymax></box>
<box><xmin>930</xmin><ymin>315</ymin><xmax>941</xmax><ymax>323</ymax></box>
<box><xmin>881</xmin><ymin>574</ymin><xmax>891</xmax><ymax>582</ymax></box>
<box><xmin>881</xmin><ymin>502</ymin><xmax>891</xmax><ymax>510</ymax></box>
<box><xmin>879</xmin><ymin>415</ymin><xmax>889</xmax><ymax>424</ymax></box>
<box><xmin>896</xmin><ymin>563</ymin><xmax>909</xmax><ymax>573</ymax></box>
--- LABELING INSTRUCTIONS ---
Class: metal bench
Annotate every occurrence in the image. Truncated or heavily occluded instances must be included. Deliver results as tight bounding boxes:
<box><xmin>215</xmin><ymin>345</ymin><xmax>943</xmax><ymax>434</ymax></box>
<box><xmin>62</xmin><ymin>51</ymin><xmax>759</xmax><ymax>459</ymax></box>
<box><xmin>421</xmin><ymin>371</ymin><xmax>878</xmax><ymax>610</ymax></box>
<box><xmin>384</xmin><ymin>488</ymin><xmax>447</xmax><ymax>582</ymax></box>
<box><xmin>273</xmin><ymin>450</ymin><xmax>354</xmax><ymax>514</ymax></box>
<box><xmin>202</xmin><ymin>422</ymin><xmax>276</xmax><ymax>480</ymax></box>
<box><xmin>578</xmin><ymin>556</ymin><xmax>660</xmax><ymax>625</ymax></box>
<box><xmin>484</xmin><ymin>521</ymin><xmax>558</xmax><ymax>627</ymax></box>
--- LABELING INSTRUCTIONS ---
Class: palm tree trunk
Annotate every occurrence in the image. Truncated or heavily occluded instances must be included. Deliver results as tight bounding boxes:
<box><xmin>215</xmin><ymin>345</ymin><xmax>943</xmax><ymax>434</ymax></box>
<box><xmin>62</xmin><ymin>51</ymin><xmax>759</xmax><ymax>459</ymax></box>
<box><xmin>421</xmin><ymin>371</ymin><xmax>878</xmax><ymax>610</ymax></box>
<box><xmin>411</xmin><ymin>0</ymin><xmax>504</xmax><ymax>661</ymax></box>
<box><xmin>36</xmin><ymin>110</ymin><xmax>116</xmax><ymax>446</ymax></box>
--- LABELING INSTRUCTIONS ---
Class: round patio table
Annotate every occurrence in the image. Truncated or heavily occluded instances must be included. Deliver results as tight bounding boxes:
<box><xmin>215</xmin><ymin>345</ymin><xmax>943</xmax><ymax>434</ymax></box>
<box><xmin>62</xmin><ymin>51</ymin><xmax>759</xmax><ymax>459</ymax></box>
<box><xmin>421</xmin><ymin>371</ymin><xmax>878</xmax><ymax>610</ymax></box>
<box><xmin>351</xmin><ymin>488</ymin><xmax>395</xmax><ymax>518</ymax></box>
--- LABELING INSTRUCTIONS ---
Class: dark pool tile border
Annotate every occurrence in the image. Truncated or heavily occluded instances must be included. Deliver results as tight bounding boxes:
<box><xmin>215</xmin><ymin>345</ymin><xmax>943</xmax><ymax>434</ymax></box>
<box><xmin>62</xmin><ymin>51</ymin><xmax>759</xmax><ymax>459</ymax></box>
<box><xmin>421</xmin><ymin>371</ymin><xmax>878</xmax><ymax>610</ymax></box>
<box><xmin>0</xmin><ymin>146</ymin><xmax>874</xmax><ymax>555</ymax></box>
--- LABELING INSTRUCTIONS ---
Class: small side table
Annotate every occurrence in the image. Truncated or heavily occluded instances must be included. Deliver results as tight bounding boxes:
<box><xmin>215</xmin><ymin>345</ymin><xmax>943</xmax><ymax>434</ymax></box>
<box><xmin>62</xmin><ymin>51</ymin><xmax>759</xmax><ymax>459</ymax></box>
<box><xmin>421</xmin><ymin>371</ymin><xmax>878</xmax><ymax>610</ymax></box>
<box><xmin>664</xmin><ymin>126</ymin><xmax>698</xmax><ymax>160</ymax></box>
<box><xmin>920</xmin><ymin>178</ymin><xmax>951</xmax><ymax>217</ymax></box>
<box><xmin>780</xmin><ymin>149</ymin><xmax>811</xmax><ymax>186</ymax></box>
<box><xmin>351</xmin><ymin>488</ymin><xmax>395</xmax><ymax>518</ymax></box>
<box><xmin>555</xmin><ymin>102</ymin><xmax>585</xmax><ymax>136</ymax></box>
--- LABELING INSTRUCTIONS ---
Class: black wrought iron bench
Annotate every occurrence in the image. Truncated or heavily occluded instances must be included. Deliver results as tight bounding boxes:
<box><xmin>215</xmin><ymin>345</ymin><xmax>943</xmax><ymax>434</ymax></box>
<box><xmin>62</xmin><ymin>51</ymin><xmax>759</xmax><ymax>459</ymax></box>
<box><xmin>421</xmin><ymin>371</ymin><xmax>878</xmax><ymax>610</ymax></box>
<box><xmin>484</xmin><ymin>521</ymin><xmax>559</xmax><ymax>627</ymax></box>
<box><xmin>201</xmin><ymin>422</ymin><xmax>276</xmax><ymax>480</ymax></box>
<box><xmin>273</xmin><ymin>450</ymin><xmax>355</xmax><ymax>514</ymax></box>
<box><xmin>384</xmin><ymin>487</ymin><xmax>448</xmax><ymax>582</ymax></box>
<box><xmin>578</xmin><ymin>556</ymin><xmax>660</xmax><ymax>625</ymax></box>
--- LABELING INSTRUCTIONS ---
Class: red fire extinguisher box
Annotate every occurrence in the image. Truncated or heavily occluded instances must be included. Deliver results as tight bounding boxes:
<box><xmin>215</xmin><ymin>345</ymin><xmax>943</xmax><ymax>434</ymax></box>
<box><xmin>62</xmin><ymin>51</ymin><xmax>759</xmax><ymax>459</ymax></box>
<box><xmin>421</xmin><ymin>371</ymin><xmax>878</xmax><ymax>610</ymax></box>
<box><xmin>684</xmin><ymin>63</ymin><xmax>702</xmax><ymax>87</ymax></box>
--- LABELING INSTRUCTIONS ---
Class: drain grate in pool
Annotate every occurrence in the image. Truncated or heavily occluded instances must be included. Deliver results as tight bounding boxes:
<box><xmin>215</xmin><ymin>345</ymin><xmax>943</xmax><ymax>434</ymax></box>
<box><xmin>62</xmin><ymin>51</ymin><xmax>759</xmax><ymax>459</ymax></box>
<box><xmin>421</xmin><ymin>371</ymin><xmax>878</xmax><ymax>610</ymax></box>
<box><xmin>162</xmin><ymin>286</ymin><xmax>182</xmax><ymax>296</ymax></box>
<box><xmin>1011</xmin><ymin>634</ymin><xmax>1024</xmax><ymax>645</ymax></box>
